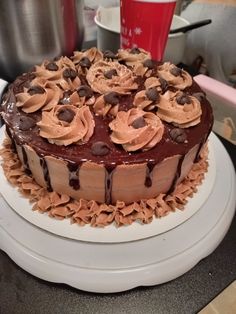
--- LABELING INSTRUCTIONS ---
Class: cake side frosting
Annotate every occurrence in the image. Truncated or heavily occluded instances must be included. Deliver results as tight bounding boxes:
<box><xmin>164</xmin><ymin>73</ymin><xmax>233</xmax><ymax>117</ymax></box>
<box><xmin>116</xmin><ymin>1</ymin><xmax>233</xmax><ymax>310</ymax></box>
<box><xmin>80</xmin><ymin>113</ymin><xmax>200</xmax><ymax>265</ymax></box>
<box><xmin>0</xmin><ymin>137</ymin><xmax>208</xmax><ymax>227</ymax></box>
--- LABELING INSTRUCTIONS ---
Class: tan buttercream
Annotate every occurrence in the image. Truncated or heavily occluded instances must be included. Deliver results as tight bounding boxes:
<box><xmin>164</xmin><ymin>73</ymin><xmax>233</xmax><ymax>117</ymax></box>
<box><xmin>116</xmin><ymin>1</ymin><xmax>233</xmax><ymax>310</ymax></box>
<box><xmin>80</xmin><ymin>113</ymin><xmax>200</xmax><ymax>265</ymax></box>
<box><xmin>93</xmin><ymin>95</ymin><xmax>119</xmax><ymax>117</ymax></box>
<box><xmin>109</xmin><ymin>108</ymin><xmax>164</xmax><ymax>151</ymax></box>
<box><xmin>37</xmin><ymin>105</ymin><xmax>95</xmax><ymax>146</ymax></box>
<box><xmin>158</xmin><ymin>62</ymin><xmax>192</xmax><ymax>90</ymax></box>
<box><xmin>33</xmin><ymin>56</ymin><xmax>81</xmax><ymax>91</ymax></box>
<box><xmin>69</xmin><ymin>91</ymin><xmax>96</xmax><ymax>107</ymax></box>
<box><xmin>86</xmin><ymin>60</ymin><xmax>138</xmax><ymax>94</ymax></box>
<box><xmin>117</xmin><ymin>48</ymin><xmax>151</xmax><ymax>67</ymax></box>
<box><xmin>72</xmin><ymin>47</ymin><xmax>103</xmax><ymax>65</ymax></box>
<box><xmin>157</xmin><ymin>91</ymin><xmax>202</xmax><ymax>128</ymax></box>
<box><xmin>16</xmin><ymin>82</ymin><xmax>62</xmax><ymax>113</ymax></box>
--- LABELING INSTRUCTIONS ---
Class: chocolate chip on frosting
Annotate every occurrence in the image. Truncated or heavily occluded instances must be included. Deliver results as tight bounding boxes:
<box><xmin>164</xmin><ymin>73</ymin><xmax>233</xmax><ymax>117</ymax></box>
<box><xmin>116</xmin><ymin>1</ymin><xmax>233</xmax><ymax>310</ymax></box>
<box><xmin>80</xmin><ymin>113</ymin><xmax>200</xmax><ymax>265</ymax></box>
<box><xmin>45</xmin><ymin>62</ymin><xmax>59</xmax><ymax>71</ymax></box>
<box><xmin>130</xmin><ymin>47</ymin><xmax>141</xmax><ymax>54</ymax></box>
<box><xmin>77</xmin><ymin>85</ymin><xmax>93</xmax><ymax>99</ymax></box>
<box><xmin>27</xmin><ymin>85</ymin><xmax>45</xmax><ymax>95</ymax></box>
<box><xmin>18</xmin><ymin>116</ymin><xmax>36</xmax><ymax>131</ymax></box>
<box><xmin>159</xmin><ymin>77</ymin><xmax>169</xmax><ymax>93</ymax></box>
<box><xmin>63</xmin><ymin>68</ymin><xmax>77</xmax><ymax>80</ymax></box>
<box><xmin>103</xmin><ymin>50</ymin><xmax>117</xmax><ymax>59</ymax></box>
<box><xmin>79</xmin><ymin>57</ymin><xmax>91</xmax><ymax>68</ymax></box>
<box><xmin>91</xmin><ymin>141</ymin><xmax>110</xmax><ymax>156</ymax></box>
<box><xmin>104</xmin><ymin>92</ymin><xmax>119</xmax><ymax>105</ymax></box>
<box><xmin>143</xmin><ymin>59</ymin><xmax>154</xmax><ymax>69</ymax></box>
<box><xmin>57</xmin><ymin>108</ymin><xmax>75</xmax><ymax>123</ymax></box>
<box><xmin>104</xmin><ymin>69</ymin><xmax>118</xmax><ymax>79</ymax></box>
<box><xmin>170</xmin><ymin>128</ymin><xmax>187</xmax><ymax>143</ymax></box>
<box><xmin>145</xmin><ymin>87</ymin><xmax>159</xmax><ymax>102</ymax></box>
<box><xmin>131</xmin><ymin>116</ymin><xmax>147</xmax><ymax>129</ymax></box>
<box><xmin>176</xmin><ymin>93</ymin><xmax>191</xmax><ymax>105</ymax></box>
<box><xmin>170</xmin><ymin>66</ymin><xmax>182</xmax><ymax>77</ymax></box>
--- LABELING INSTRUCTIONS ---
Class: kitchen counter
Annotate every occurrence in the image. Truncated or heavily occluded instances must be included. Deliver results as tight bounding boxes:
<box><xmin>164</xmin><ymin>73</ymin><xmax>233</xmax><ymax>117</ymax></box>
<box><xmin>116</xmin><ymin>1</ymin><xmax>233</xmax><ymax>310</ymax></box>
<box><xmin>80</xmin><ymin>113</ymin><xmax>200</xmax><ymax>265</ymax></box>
<box><xmin>0</xmin><ymin>134</ymin><xmax>235</xmax><ymax>314</ymax></box>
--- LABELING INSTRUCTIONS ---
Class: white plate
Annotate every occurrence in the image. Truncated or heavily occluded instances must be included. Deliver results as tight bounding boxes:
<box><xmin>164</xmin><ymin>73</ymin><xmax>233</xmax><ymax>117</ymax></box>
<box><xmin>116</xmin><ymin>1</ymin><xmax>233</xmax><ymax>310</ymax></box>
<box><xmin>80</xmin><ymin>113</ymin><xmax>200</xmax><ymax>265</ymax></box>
<box><xmin>0</xmin><ymin>126</ymin><xmax>216</xmax><ymax>243</ymax></box>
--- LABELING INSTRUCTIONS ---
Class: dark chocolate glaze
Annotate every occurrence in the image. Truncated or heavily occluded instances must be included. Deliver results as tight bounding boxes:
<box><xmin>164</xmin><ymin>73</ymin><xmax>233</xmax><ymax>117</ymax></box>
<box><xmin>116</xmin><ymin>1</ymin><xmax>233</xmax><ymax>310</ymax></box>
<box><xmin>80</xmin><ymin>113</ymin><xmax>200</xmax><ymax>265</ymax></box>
<box><xmin>67</xmin><ymin>161</ymin><xmax>80</xmax><ymax>190</ymax></box>
<box><xmin>167</xmin><ymin>154</ymin><xmax>185</xmax><ymax>195</ymax></box>
<box><xmin>40</xmin><ymin>158</ymin><xmax>52</xmax><ymax>192</ymax></box>
<box><xmin>21</xmin><ymin>146</ymin><xmax>31</xmax><ymax>176</ymax></box>
<box><xmin>145</xmin><ymin>160</ymin><xmax>156</xmax><ymax>187</ymax></box>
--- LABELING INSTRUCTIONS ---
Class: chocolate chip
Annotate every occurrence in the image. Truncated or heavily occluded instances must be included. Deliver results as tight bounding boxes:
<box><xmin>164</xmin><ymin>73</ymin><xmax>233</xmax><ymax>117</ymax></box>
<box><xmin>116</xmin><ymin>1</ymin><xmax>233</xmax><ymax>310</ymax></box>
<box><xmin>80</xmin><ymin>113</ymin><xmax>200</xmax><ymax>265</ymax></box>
<box><xmin>145</xmin><ymin>87</ymin><xmax>159</xmax><ymax>102</ymax></box>
<box><xmin>143</xmin><ymin>59</ymin><xmax>154</xmax><ymax>69</ymax></box>
<box><xmin>57</xmin><ymin>108</ymin><xmax>75</xmax><ymax>123</ymax></box>
<box><xmin>170</xmin><ymin>66</ymin><xmax>182</xmax><ymax>77</ymax></box>
<box><xmin>103</xmin><ymin>50</ymin><xmax>117</xmax><ymax>59</ymax></box>
<box><xmin>79</xmin><ymin>57</ymin><xmax>91</xmax><ymax>68</ymax></box>
<box><xmin>77</xmin><ymin>85</ymin><xmax>93</xmax><ymax>99</ymax></box>
<box><xmin>130</xmin><ymin>47</ymin><xmax>141</xmax><ymax>54</ymax></box>
<box><xmin>170</xmin><ymin>128</ymin><xmax>187</xmax><ymax>143</ymax></box>
<box><xmin>176</xmin><ymin>93</ymin><xmax>191</xmax><ymax>105</ymax></box>
<box><xmin>131</xmin><ymin>117</ymin><xmax>147</xmax><ymax>129</ymax></box>
<box><xmin>18</xmin><ymin>116</ymin><xmax>36</xmax><ymax>131</ymax></box>
<box><xmin>104</xmin><ymin>69</ymin><xmax>118</xmax><ymax>79</ymax></box>
<box><xmin>159</xmin><ymin>77</ymin><xmax>168</xmax><ymax>93</ymax></box>
<box><xmin>58</xmin><ymin>91</ymin><xmax>72</xmax><ymax>105</ymax></box>
<box><xmin>63</xmin><ymin>68</ymin><xmax>77</xmax><ymax>80</ymax></box>
<box><xmin>27</xmin><ymin>85</ymin><xmax>45</xmax><ymax>95</ymax></box>
<box><xmin>91</xmin><ymin>141</ymin><xmax>110</xmax><ymax>156</ymax></box>
<box><xmin>193</xmin><ymin>92</ymin><xmax>205</xmax><ymax>101</ymax></box>
<box><xmin>104</xmin><ymin>92</ymin><xmax>119</xmax><ymax>105</ymax></box>
<box><xmin>45</xmin><ymin>62</ymin><xmax>59</xmax><ymax>71</ymax></box>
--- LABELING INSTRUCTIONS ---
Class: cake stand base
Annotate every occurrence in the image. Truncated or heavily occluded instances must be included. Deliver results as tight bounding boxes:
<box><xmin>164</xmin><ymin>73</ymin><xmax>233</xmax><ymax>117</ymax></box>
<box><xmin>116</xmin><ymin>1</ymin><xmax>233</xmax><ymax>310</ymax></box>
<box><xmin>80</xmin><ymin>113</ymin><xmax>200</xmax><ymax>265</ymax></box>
<box><xmin>0</xmin><ymin>134</ymin><xmax>235</xmax><ymax>293</ymax></box>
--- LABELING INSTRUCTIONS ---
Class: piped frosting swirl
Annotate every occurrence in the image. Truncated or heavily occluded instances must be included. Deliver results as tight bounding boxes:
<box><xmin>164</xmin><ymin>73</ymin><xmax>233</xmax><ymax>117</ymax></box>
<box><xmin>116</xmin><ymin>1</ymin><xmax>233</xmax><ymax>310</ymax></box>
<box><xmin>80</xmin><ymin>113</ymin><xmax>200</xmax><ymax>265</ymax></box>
<box><xmin>86</xmin><ymin>60</ymin><xmax>138</xmax><ymax>94</ymax></box>
<box><xmin>109</xmin><ymin>108</ymin><xmax>164</xmax><ymax>152</ymax></box>
<box><xmin>16</xmin><ymin>82</ymin><xmax>62</xmax><ymax>113</ymax></box>
<box><xmin>157</xmin><ymin>91</ymin><xmax>202</xmax><ymax>128</ymax></box>
<box><xmin>32</xmin><ymin>56</ymin><xmax>81</xmax><ymax>91</ymax></box>
<box><xmin>158</xmin><ymin>62</ymin><xmax>192</xmax><ymax>90</ymax></box>
<box><xmin>37</xmin><ymin>105</ymin><xmax>95</xmax><ymax>146</ymax></box>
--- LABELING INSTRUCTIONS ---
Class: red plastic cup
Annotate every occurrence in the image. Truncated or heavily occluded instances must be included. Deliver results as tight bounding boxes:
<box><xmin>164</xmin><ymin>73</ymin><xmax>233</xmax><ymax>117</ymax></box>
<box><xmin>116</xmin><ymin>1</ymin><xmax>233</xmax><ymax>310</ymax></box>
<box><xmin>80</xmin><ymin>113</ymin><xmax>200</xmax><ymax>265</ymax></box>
<box><xmin>120</xmin><ymin>0</ymin><xmax>176</xmax><ymax>61</ymax></box>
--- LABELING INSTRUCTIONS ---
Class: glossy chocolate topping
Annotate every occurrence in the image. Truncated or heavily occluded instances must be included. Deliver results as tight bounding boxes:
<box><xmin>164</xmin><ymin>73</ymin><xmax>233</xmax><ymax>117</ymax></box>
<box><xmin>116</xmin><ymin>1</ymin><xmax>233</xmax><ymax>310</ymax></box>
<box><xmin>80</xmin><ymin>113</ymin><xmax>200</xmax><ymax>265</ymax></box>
<box><xmin>0</xmin><ymin>51</ymin><xmax>213</xmax><ymax>170</ymax></box>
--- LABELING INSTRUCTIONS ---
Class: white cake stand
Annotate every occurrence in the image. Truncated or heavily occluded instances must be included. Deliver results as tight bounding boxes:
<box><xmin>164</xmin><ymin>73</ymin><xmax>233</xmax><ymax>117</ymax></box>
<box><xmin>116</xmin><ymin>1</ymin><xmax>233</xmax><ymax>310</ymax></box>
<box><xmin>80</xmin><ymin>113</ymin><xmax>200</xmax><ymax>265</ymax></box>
<box><xmin>0</xmin><ymin>133</ymin><xmax>235</xmax><ymax>293</ymax></box>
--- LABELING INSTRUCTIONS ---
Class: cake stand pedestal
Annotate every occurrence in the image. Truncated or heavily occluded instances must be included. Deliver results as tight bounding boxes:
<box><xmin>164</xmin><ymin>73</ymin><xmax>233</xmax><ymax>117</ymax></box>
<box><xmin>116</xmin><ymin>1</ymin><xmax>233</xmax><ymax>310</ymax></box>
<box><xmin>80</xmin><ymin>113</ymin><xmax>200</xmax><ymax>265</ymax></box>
<box><xmin>0</xmin><ymin>134</ymin><xmax>235</xmax><ymax>293</ymax></box>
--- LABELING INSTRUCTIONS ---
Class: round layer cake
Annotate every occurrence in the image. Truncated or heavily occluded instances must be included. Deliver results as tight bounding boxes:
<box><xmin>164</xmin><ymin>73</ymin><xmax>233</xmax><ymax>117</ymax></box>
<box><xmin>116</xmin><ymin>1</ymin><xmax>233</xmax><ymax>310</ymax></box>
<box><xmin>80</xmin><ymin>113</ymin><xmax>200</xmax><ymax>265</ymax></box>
<box><xmin>0</xmin><ymin>47</ymin><xmax>213</xmax><ymax>207</ymax></box>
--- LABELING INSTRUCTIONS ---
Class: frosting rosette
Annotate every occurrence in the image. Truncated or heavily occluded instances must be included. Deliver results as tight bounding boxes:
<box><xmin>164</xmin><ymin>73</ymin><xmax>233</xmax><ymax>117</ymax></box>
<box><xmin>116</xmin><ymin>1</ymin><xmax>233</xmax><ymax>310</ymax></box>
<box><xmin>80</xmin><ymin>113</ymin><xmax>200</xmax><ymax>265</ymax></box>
<box><xmin>109</xmin><ymin>108</ymin><xmax>164</xmax><ymax>152</ymax></box>
<box><xmin>117</xmin><ymin>48</ymin><xmax>151</xmax><ymax>67</ymax></box>
<box><xmin>71</xmin><ymin>47</ymin><xmax>103</xmax><ymax>66</ymax></box>
<box><xmin>157</xmin><ymin>91</ymin><xmax>202</xmax><ymax>128</ymax></box>
<box><xmin>158</xmin><ymin>62</ymin><xmax>192</xmax><ymax>90</ymax></box>
<box><xmin>33</xmin><ymin>56</ymin><xmax>81</xmax><ymax>91</ymax></box>
<box><xmin>86</xmin><ymin>60</ymin><xmax>138</xmax><ymax>94</ymax></box>
<box><xmin>16</xmin><ymin>83</ymin><xmax>62</xmax><ymax>113</ymax></box>
<box><xmin>37</xmin><ymin>105</ymin><xmax>95</xmax><ymax>146</ymax></box>
<box><xmin>68</xmin><ymin>86</ymin><xmax>95</xmax><ymax>107</ymax></box>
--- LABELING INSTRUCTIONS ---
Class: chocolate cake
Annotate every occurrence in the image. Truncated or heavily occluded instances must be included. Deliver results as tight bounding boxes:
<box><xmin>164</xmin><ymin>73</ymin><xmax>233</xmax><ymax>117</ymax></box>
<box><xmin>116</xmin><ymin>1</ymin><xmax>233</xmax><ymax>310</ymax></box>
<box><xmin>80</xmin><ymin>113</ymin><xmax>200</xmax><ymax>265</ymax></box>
<box><xmin>0</xmin><ymin>47</ymin><xmax>213</xmax><ymax>227</ymax></box>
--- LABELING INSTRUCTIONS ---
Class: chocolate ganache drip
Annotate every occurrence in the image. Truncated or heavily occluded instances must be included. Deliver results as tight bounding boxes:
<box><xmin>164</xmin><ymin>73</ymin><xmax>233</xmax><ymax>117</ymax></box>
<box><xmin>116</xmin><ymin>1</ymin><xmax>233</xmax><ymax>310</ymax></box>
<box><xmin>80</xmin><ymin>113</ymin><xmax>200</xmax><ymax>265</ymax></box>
<box><xmin>145</xmin><ymin>160</ymin><xmax>156</xmax><ymax>187</ymax></box>
<box><xmin>40</xmin><ymin>158</ymin><xmax>52</xmax><ymax>191</ymax></box>
<box><xmin>105</xmin><ymin>164</ymin><xmax>116</xmax><ymax>204</ymax></box>
<box><xmin>67</xmin><ymin>161</ymin><xmax>81</xmax><ymax>190</ymax></box>
<box><xmin>167</xmin><ymin>155</ymin><xmax>185</xmax><ymax>195</ymax></box>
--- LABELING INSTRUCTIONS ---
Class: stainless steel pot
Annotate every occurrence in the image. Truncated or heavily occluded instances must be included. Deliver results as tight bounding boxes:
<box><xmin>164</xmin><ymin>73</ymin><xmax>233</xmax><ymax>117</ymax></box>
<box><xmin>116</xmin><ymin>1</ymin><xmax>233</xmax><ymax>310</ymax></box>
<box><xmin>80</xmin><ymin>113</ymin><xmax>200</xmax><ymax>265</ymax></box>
<box><xmin>0</xmin><ymin>0</ymin><xmax>84</xmax><ymax>81</ymax></box>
